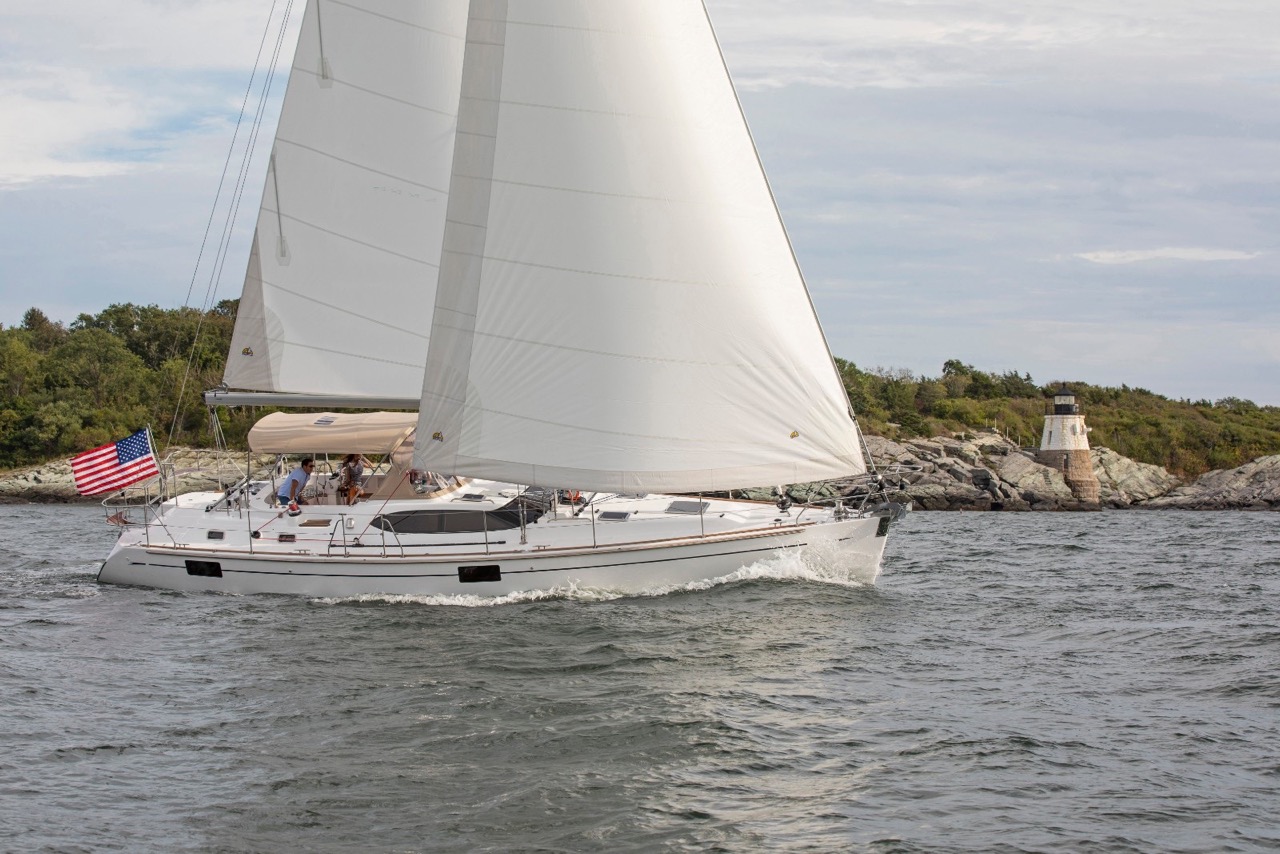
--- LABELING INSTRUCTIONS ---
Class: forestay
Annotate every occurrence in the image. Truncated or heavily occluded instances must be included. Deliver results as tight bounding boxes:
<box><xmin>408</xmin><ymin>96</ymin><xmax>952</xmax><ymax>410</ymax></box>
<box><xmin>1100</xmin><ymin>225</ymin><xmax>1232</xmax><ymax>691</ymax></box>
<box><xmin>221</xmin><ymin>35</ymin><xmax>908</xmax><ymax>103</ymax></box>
<box><xmin>414</xmin><ymin>0</ymin><xmax>865</xmax><ymax>493</ymax></box>
<box><xmin>224</xmin><ymin>0</ymin><xmax>469</xmax><ymax>399</ymax></box>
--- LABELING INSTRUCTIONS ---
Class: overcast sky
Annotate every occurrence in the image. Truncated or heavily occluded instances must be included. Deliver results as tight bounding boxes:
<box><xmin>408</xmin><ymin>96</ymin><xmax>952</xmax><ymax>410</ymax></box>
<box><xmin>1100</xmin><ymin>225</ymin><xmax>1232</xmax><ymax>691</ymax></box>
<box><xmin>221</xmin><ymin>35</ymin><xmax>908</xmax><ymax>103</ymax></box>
<box><xmin>2</xmin><ymin>0</ymin><xmax>1277</xmax><ymax>403</ymax></box>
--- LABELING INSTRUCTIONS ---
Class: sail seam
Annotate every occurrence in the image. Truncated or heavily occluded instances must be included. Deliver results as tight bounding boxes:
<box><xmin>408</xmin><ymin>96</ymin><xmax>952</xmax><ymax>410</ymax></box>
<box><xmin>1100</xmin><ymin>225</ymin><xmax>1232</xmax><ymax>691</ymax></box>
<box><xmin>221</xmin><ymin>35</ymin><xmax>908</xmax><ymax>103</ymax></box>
<box><xmin>437</xmin><ymin>249</ymin><xmax>720</xmax><ymax>290</ymax></box>
<box><xmin>260</xmin><ymin>209</ymin><xmax>443</xmax><ymax>268</ymax></box>
<box><xmin>273</xmin><ymin>138</ymin><xmax>451</xmax><ymax>196</ymax></box>
<box><xmin>287</xmin><ymin>64</ymin><xmax>458</xmax><ymax>119</ymax></box>
<box><xmin>471</xmin><ymin>17</ymin><xmax>627</xmax><ymax>37</ymax></box>
<box><xmin>445</xmin><ymin>401</ymin><xmax>853</xmax><ymax>451</ymax></box>
<box><xmin>426</xmin><ymin>318</ymin><xmax>805</xmax><ymax>372</ymax></box>
<box><xmin>255</xmin><ymin>278</ymin><xmax>429</xmax><ymax>341</ymax></box>
<box><xmin>449</xmin><ymin>93</ymin><xmax>637</xmax><ymax>119</ymax></box>
<box><xmin>251</xmin><ymin>336</ymin><xmax>425</xmax><ymax>370</ymax></box>
<box><xmin>324</xmin><ymin>0</ymin><xmax>468</xmax><ymax>42</ymax></box>
<box><xmin>453</xmin><ymin>173</ymin><xmax>667</xmax><ymax>203</ymax></box>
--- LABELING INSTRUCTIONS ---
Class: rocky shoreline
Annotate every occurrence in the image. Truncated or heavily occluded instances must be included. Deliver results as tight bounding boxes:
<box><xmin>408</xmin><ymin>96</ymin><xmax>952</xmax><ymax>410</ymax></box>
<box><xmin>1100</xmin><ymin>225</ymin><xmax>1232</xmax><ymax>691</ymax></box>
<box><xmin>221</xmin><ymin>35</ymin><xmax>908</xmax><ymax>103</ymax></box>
<box><xmin>2</xmin><ymin>434</ymin><xmax>1277</xmax><ymax>510</ymax></box>
<box><xmin>0</xmin><ymin>448</ymin><xmax>277</xmax><ymax>505</ymax></box>
<box><xmin>861</xmin><ymin>432</ymin><xmax>1278</xmax><ymax>510</ymax></box>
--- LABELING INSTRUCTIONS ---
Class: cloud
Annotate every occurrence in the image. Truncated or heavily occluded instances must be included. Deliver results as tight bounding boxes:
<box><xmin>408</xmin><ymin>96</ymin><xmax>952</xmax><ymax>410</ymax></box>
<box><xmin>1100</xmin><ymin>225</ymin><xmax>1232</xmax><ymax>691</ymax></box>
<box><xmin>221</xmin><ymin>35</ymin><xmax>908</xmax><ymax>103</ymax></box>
<box><xmin>0</xmin><ymin>65</ymin><xmax>145</xmax><ymax>185</ymax></box>
<box><xmin>0</xmin><ymin>2</ymin><xmax>297</xmax><ymax>187</ymax></box>
<box><xmin>711</xmin><ymin>0</ymin><xmax>1280</xmax><ymax>91</ymax></box>
<box><xmin>1075</xmin><ymin>248</ymin><xmax>1264</xmax><ymax>264</ymax></box>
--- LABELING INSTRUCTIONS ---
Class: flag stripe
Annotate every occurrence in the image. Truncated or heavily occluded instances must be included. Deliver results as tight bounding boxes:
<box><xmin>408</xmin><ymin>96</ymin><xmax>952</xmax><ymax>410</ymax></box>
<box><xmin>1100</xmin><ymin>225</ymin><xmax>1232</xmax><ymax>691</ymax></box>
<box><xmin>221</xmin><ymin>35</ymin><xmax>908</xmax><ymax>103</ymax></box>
<box><xmin>75</xmin><ymin>460</ymin><xmax>159</xmax><ymax>494</ymax></box>
<box><xmin>75</xmin><ymin>462</ymin><xmax>158</xmax><ymax>493</ymax></box>
<box><xmin>70</xmin><ymin>430</ymin><xmax>160</xmax><ymax>495</ymax></box>
<box><xmin>75</xmin><ymin>458</ymin><xmax>160</xmax><ymax>493</ymax></box>
<box><xmin>73</xmin><ymin>455</ymin><xmax>124</xmax><ymax>477</ymax></box>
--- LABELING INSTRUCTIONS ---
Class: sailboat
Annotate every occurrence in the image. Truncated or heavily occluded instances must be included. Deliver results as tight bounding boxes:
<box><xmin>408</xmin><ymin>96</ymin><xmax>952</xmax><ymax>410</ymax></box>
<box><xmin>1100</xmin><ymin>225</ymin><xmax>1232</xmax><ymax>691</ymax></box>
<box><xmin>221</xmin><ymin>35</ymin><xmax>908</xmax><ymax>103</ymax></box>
<box><xmin>98</xmin><ymin>0</ymin><xmax>901</xmax><ymax>597</ymax></box>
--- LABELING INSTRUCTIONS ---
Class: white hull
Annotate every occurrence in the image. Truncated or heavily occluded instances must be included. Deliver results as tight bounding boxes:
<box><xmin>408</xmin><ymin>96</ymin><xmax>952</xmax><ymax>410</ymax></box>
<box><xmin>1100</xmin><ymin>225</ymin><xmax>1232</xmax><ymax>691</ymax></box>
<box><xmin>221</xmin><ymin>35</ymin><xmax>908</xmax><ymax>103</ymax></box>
<box><xmin>98</xmin><ymin>486</ymin><xmax>892</xmax><ymax>598</ymax></box>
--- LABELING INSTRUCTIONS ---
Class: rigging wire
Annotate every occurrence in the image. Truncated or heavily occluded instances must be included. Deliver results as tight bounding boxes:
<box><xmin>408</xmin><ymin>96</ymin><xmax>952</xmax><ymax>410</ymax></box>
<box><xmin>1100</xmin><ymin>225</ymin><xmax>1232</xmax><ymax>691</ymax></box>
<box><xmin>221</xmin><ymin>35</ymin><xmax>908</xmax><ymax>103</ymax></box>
<box><xmin>166</xmin><ymin>0</ymin><xmax>295</xmax><ymax>450</ymax></box>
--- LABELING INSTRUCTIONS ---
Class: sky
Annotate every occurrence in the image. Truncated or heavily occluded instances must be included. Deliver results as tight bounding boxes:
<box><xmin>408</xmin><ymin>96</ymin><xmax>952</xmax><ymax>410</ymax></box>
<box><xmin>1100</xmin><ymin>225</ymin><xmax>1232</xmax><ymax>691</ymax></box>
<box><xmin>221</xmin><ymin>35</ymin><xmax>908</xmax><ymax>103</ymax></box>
<box><xmin>2</xmin><ymin>0</ymin><xmax>1278</xmax><ymax>404</ymax></box>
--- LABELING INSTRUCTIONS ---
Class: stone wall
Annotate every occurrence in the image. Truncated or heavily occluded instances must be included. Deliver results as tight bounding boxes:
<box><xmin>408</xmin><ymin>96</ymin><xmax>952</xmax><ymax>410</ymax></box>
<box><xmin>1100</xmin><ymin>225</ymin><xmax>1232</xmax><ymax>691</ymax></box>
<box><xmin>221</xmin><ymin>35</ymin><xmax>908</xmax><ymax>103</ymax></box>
<box><xmin>1034</xmin><ymin>448</ymin><xmax>1101</xmax><ymax>504</ymax></box>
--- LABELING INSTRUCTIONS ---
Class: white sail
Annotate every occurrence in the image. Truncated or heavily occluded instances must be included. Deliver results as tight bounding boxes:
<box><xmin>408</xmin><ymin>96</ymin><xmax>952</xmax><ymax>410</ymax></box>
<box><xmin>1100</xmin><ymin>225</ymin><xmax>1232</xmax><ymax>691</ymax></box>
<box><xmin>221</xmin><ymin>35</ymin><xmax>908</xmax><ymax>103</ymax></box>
<box><xmin>224</xmin><ymin>0</ymin><xmax>469</xmax><ymax>399</ymax></box>
<box><xmin>413</xmin><ymin>0</ymin><xmax>865</xmax><ymax>493</ymax></box>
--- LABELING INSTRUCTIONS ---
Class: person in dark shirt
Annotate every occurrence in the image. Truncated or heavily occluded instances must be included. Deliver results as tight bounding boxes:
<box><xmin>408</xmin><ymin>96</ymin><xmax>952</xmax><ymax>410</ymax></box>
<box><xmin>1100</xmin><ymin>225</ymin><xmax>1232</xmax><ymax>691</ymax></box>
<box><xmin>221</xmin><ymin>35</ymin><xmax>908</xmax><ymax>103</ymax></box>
<box><xmin>338</xmin><ymin>454</ymin><xmax>371</xmax><ymax>505</ymax></box>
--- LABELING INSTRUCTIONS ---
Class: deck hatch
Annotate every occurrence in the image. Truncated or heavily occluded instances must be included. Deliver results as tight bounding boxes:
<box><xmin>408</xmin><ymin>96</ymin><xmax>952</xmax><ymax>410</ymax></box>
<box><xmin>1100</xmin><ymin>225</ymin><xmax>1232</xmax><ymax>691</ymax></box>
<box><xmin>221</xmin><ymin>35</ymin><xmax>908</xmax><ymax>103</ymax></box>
<box><xmin>598</xmin><ymin>511</ymin><xmax>631</xmax><ymax>521</ymax></box>
<box><xmin>665</xmin><ymin>500</ymin><xmax>708</xmax><ymax>515</ymax></box>
<box><xmin>458</xmin><ymin>564</ymin><xmax>501</xmax><ymax>583</ymax></box>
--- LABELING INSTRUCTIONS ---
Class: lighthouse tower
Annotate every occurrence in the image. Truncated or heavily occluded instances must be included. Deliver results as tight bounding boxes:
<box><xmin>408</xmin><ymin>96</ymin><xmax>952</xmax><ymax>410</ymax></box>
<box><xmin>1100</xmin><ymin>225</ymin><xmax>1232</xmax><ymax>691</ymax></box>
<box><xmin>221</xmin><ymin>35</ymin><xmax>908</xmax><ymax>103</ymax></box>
<box><xmin>1037</xmin><ymin>386</ymin><xmax>1101</xmax><ymax>503</ymax></box>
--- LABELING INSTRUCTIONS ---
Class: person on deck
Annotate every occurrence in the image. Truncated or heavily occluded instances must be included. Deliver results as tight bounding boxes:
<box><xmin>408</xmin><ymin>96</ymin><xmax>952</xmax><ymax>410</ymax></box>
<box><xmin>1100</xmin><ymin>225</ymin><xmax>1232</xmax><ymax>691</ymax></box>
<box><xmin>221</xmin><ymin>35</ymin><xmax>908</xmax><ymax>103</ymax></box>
<box><xmin>278</xmin><ymin>458</ymin><xmax>314</xmax><ymax>507</ymax></box>
<box><xmin>338</xmin><ymin>453</ymin><xmax>371</xmax><ymax>505</ymax></box>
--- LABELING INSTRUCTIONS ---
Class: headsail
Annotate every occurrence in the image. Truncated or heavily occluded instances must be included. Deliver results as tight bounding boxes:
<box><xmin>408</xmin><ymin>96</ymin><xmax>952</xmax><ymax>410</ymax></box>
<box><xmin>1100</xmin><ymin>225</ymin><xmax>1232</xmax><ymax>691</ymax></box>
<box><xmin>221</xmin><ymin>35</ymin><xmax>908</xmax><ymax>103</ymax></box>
<box><xmin>414</xmin><ymin>1</ymin><xmax>864</xmax><ymax>493</ymax></box>
<box><xmin>224</xmin><ymin>0</ymin><xmax>470</xmax><ymax>400</ymax></box>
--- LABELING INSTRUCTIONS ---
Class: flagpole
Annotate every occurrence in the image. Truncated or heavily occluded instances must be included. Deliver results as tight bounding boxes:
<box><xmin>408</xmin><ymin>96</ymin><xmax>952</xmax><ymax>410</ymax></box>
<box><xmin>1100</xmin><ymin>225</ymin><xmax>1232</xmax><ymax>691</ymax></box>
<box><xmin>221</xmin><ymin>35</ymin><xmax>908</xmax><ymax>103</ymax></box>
<box><xmin>145</xmin><ymin>424</ymin><xmax>162</xmax><ymax>500</ymax></box>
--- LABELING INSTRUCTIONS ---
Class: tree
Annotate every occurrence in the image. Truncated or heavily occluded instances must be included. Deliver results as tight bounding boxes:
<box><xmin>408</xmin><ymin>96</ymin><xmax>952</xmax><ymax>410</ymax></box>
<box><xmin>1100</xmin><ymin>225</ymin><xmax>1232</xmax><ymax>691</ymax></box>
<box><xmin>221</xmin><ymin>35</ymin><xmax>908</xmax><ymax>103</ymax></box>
<box><xmin>20</xmin><ymin>307</ymin><xmax>67</xmax><ymax>351</ymax></box>
<box><xmin>43</xmin><ymin>329</ymin><xmax>149</xmax><ymax>409</ymax></box>
<box><xmin>0</xmin><ymin>329</ymin><xmax>40</xmax><ymax>399</ymax></box>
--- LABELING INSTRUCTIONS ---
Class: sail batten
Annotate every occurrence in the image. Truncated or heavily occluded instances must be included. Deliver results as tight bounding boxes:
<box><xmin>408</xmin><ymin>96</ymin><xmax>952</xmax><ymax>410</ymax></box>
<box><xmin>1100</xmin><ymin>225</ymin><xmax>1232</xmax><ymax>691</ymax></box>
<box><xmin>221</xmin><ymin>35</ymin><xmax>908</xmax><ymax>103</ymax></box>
<box><xmin>413</xmin><ymin>1</ymin><xmax>865</xmax><ymax>492</ymax></box>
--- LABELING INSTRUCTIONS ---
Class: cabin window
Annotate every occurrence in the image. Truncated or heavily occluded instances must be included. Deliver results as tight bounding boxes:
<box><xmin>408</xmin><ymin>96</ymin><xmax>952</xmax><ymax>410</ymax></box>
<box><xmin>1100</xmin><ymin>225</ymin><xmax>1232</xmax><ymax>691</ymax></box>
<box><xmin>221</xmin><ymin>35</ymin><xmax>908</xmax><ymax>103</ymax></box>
<box><xmin>371</xmin><ymin>508</ymin><xmax>536</xmax><ymax>534</ymax></box>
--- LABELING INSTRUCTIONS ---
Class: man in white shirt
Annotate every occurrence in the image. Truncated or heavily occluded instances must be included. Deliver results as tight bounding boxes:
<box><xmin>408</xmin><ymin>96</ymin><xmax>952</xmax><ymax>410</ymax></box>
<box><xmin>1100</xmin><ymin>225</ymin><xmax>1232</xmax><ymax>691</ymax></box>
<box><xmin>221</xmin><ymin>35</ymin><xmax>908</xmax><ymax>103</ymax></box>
<box><xmin>277</xmin><ymin>458</ymin><xmax>314</xmax><ymax>507</ymax></box>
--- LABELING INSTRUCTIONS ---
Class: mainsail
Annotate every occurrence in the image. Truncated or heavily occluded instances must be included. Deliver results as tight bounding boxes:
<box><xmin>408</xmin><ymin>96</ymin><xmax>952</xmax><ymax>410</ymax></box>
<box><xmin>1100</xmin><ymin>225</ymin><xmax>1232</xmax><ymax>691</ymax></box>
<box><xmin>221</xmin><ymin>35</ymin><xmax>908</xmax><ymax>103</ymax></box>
<box><xmin>224</xmin><ymin>0</ymin><xmax>469</xmax><ymax>400</ymax></box>
<box><xmin>413</xmin><ymin>1</ymin><xmax>865</xmax><ymax>493</ymax></box>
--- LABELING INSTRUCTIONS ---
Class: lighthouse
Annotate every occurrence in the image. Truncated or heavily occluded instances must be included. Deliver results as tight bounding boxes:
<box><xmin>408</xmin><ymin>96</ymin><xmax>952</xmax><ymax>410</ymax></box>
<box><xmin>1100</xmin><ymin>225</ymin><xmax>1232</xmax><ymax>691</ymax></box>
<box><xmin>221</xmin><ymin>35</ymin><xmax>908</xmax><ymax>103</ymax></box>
<box><xmin>1037</xmin><ymin>386</ymin><xmax>1101</xmax><ymax>504</ymax></box>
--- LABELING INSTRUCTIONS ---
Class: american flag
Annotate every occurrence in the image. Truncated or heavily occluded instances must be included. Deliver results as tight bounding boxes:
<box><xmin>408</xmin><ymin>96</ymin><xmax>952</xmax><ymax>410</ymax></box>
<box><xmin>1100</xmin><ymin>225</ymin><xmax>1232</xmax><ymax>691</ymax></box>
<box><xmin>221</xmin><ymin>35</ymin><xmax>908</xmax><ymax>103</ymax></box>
<box><xmin>71</xmin><ymin>429</ymin><xmax>160</xmax><ymax>495</ymax></box>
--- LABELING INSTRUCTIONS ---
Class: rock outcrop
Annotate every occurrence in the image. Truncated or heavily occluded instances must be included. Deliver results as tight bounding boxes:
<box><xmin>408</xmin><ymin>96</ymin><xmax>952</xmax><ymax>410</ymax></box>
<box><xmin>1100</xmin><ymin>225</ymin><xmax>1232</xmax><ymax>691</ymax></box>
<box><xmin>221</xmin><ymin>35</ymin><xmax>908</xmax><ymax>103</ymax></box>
<box><xmin>865</xmin><ymin>432</ymin><xmax>1089</xmax><ymax>511</ymax></box>
<box><xmin>1092</xmin><ymin>447</ymin><xmax>1181</xmax><ymax>506</ymax></box>
<box><xmin>1141</xmin><ymin>455</ymin><xmax>1280</xmax><ymax>510</ymax></box>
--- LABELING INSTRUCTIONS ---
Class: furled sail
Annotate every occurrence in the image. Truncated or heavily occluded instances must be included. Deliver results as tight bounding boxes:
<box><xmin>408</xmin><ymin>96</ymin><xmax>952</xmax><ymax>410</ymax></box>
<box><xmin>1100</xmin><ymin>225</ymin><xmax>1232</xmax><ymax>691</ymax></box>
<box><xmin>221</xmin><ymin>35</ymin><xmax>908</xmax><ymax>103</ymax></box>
<box><xmin>414</xmin><ymin>0</ymin><xmax>865</xmax><ymax>493</ymax></box>
<box><xmin>224</xmin><ymin>0</ymin><xmax>469</xmax><ymax>400</ymax></box>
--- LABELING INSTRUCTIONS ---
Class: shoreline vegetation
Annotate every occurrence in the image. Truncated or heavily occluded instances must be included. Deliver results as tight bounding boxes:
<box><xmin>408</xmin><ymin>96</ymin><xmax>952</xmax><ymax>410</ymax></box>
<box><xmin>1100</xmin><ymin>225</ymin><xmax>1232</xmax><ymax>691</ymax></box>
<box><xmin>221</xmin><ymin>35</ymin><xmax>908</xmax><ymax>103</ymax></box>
<box><xmin>2</xmin><ymin>302</ymin><xmax>1278</xmax><ymax>510</ymax></box>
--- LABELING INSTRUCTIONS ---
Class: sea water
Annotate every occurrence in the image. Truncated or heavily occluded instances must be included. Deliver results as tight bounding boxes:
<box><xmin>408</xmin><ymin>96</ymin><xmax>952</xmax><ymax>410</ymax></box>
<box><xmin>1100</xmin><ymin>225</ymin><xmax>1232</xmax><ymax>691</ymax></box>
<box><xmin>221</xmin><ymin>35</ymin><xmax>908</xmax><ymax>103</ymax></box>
<box><xmin>1</xmin><ymin>505</ymin><xmax>1277</xmax><ymax>852</ymax></box>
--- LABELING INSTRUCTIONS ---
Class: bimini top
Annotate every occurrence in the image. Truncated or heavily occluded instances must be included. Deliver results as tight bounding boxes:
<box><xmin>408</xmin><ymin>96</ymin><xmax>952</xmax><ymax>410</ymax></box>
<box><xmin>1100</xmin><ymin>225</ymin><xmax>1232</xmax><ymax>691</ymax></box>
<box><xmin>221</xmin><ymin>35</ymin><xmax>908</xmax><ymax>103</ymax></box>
<box><xmin>247</xmin><ymin>412</ymin><xmax>417</xmax><ymax>454</ymax></box>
